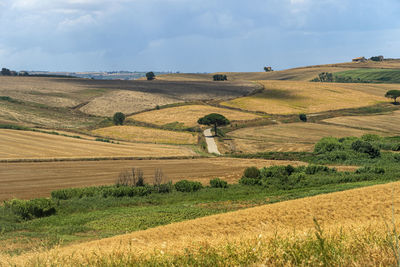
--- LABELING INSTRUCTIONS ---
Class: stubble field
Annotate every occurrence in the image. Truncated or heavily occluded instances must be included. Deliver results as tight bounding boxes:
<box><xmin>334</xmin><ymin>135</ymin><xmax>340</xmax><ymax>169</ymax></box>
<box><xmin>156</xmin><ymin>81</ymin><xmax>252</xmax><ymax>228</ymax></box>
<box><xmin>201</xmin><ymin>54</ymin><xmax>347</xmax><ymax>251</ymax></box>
<box><xmin>0</xmin><ymin>129</ymin><xmax>195</xmax><ymax>160</ymax></box>
<box><xmin>227</xmin><ymin>122</ymin><xmax>384</xmax><ymax>153</ymax></box>
<box><xmin>221</xmin><ymin>80</ymin><xmax>389</xmax><ymax>114</ymax></box>
<box><xmin>92</xmin><ymin>126</ymin><xmax>198</xmax><ymax>144</ymax></box>
<box><xmin>0</xmin><ymin>158</ymin><xmax>305</xmax><ymax>200</ymax></box>
<box><xmin>130</xmin><ymin>104</ymin><xmax>262</xmax><ymax>127</ymax></box>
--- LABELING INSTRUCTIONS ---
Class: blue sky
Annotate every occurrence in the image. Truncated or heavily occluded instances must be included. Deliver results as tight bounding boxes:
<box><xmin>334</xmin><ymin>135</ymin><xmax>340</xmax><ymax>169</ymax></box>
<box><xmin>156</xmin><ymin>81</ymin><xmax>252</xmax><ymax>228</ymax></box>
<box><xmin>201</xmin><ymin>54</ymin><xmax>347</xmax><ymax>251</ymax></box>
<box><xmin>0</xmin><ymin>0</ymin><xmax>399</xmax><ymax>72</ymax></box>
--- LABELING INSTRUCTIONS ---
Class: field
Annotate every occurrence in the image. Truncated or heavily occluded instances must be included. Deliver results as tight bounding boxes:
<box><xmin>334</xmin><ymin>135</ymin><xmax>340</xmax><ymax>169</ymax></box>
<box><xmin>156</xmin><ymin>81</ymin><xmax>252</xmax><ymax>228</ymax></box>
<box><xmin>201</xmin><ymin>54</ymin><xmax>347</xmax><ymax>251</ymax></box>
<box><xmin>5</xmin><ymin>181</ymin><xmax>400</xmax><ymax>266</ymax></box>
<box><xmin>92</xmin><ymin>126</ymin><xmax>198</xmax><ymax>144</ymax></box>
<box><xmin>0</xmin><ymin>158</ymin><xmax>305</xmax><ymax>201</ymax></box>
<box><xmin>221</xmin><ymin>80</ymin><xmax>390</xmax><ymax>114</ymax></box>
<box><xmin>334</xmin><ymin>68</ymin><xmax>400</xmax><ymax>83</ymax></box>
<box><xmin>0</xmin><ymin>129</ymin><xmax>195</xmax><ymax>160</ymax></box>
<box><xmin>226</xmin><ymin>122</ymin><xmax>383</xmax><ymax>153</ymax></box>
<box><xmin>130</xmin><ymin>104</ymin><xmax>262</xmax><ymax>127</ymax></box>
<box><xmin>0</xmin><ymin>77</ymin><xmax>258</xmax><ymax>118</ymax></box>
<box><xmin>324</xmin><ymin>110</ymin><xmax>400</xmax><ymax>133</ymax></box>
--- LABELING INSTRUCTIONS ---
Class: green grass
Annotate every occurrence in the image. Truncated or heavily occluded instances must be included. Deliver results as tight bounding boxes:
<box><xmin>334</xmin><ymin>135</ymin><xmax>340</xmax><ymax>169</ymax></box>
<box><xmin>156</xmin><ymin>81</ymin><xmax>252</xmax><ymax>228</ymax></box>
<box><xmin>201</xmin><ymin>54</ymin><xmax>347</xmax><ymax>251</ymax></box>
<box><xmin>334</xmin><ymin>68</ymin><xmax>400</xmax><ymax>83</ymax></box>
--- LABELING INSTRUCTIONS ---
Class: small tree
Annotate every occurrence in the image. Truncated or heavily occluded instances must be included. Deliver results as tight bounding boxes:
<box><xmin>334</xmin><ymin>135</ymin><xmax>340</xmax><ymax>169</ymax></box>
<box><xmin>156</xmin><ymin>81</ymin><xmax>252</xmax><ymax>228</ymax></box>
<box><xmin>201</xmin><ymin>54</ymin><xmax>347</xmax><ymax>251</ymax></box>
<box><xmin>264</xmin><ymin>66</ymin><xmax>273</xmax><ymax>72</ymax></box>
<box><xmin>385</xmin><ymin>90</ymin><xmax>400</xmax><ymax>104</ymax></box>
<box><xmin>213</xmin><ymin>74</ymin><xmax>227</xmax><ymax>81</ymax></box>
<box><xmin>146</xmin><ymin>72</ymin><xmax>155</xmax><ymax>80</ymax></box>
<box><xmin>299</xmin><ymin>113</ymin><xmax>307</xmax><ymax>122</ymax></box>
<box><xmin>1</xmin><ymin>68</ymin><xmax>11</xmax><ymax>76</ymax></box>
<box><xmin>198</xmin><ymin>113</ymin><xmax>230</xmax><ymax>136</ymax></box>
<box><xmin>113</xmin><ymin>112</ymin><xmax>125</xmax><ymax>125</ymax></box>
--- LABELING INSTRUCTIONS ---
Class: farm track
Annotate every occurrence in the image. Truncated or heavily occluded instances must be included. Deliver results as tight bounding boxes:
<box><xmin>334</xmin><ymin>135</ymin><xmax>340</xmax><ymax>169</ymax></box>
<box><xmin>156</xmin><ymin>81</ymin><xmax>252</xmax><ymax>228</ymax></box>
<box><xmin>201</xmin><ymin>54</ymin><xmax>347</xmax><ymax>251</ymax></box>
<box><xmin>0</xmin><ymin>158</ymin><xmax>306</xmax><ymax>201</ymax></box>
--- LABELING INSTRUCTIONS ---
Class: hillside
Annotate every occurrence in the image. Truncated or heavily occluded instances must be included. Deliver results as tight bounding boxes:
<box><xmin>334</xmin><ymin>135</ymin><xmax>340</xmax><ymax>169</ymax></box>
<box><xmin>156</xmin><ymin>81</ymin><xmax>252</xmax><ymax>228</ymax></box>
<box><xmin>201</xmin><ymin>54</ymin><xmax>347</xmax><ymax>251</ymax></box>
<box><xmin>6</xmin><ymin>181</ymin><xmax>400</xmax><ymax>266</ymax></box>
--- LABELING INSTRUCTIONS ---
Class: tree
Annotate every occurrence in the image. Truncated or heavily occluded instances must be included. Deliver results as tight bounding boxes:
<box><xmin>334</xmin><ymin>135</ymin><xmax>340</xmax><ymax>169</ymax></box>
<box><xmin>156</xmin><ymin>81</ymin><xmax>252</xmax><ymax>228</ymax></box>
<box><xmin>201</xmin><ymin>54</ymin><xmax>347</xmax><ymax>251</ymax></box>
<box><xmin>264</xmin><ymin>66</ymin><xmax>273</xmax><ymax>72</ymax></box>
<box><xmin>213</xmin><ymin>74</ymin><xmax>227</xmax><ymax>81</ymax></box>
<box><xmin>385</xmin><ymin>90</ymin><xmax>400</xmax><ymax>104</ymax></box>
<box><xmin>198</xmin><ymin>113</ymin><xmax>230</xmax><ymax>136</ymax></box>
<box><xmin>1</xmin><ymin>68</ymin><xmax>11</xmax><ymax>76</ymax></box>
<box><xmin>113</xmin><ymin>112</ymin><xmax>125</xmax><ymax>125</ymax></box>
<box><xmin>299</xmin><ymin>113</ymin><xmax>307</xmax><ymax>122</ymax></box>
<box><xmin>146</xmin><ymin>72</ymin><xmax>155</xmax><ymax>80</ymax></box>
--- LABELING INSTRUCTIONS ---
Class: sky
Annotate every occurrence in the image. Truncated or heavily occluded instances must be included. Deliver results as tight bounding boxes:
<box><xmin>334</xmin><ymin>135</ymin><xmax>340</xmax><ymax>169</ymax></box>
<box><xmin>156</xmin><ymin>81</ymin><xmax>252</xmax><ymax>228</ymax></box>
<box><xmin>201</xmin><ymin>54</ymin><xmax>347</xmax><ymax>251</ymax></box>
<box><xmin>0</xmin><ymin>0</ymin><xmax>399</xmax><ymax>72</ymax></box>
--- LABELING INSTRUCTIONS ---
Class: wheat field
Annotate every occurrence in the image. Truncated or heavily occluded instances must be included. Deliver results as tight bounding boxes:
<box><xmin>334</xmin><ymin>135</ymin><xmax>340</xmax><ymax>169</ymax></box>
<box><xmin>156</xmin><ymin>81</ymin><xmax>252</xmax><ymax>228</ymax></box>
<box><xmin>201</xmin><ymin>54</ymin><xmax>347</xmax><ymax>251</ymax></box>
<box><xmin>92</xmin><ymin>126</ymin><xmax>198</xmax><ymax>144</ymax></box>
<box><xmin>5</xmin><ymin>181</ymin><xmax>400</xmax><ymax>266</ymax></box>
<box><xmin>227</xmin><ymin>122</ymin><xmax>383</xmax><ymax>153</ymax></box>
<box><xmin>0</xmin><ymin>129</ymin><xmax>195</xmax><ymax>160</ymax></box>
<box><xmin>130</xmin><ymin>105</ymin><xmax>261</xmax><ymax>127</ymax></box>
<box><xmin>221</xmin><ymin>80</ymin><xmax>390</xmax><ymax>114</ymax></box>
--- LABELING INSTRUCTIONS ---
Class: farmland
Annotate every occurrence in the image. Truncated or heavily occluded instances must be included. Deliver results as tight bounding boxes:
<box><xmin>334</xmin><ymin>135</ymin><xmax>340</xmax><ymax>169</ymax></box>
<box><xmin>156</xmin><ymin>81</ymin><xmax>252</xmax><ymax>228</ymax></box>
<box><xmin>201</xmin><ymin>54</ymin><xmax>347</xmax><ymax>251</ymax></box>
<box><xmin>130</xmin><ymin>104</ymin><xmax>262</xmax><ymax>128</ymax></box>
<box><xmin>92</xmin><ymin>126</ymin><xmax>198</xmax><ymax>144</ymax></box>
<box><xmin>4</xmin><ymin>180</ymin><xmax>400</xmax><ymax>266</ymax></box>
<box><xmin>221</xmin><ymin>80</ymin><xmax>389</xmax><ymax>114</ymax></box>
<box><xmin>0</xmin><ymin>158</ymin><xmax>305</xmax><ymax>201</ymax></box>
<box><xmin>334</xmin><ymin>68</ymin><xmax>400</xmax><ymax>83</ymax></box>
<box><xmin>0</xmin><ymin>129</ymin><xmax>195</xmax><ymax>160</ymax></box>
<box><xmin>226</xmin><ymin>122</ymin><xmax>384</xmax><ymax>153</ymax></box>
<box><xmin>324</xmin><ymin>110</ymin><xmax>400</xmax><ymax>133</ymax></box>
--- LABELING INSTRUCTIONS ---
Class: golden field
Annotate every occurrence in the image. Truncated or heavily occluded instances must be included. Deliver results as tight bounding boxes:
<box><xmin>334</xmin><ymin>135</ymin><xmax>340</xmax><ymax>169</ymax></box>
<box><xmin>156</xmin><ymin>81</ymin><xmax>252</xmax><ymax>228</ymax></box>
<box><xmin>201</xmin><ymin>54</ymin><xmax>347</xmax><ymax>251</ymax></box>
<box><xmin>324</xmin><ymin>110</ymin><xmax>400</xmax><ymax>133</ymax></box>
<box><xmin>92</xmin><ymin>125</ymin><xmax>198</xmax><ymax>144</ymax></box>
<box><xmin>130</xmin><ymin>105</ymin><xmax>261</xmax><ymax>127</ymax></box>
<box><xmin>5</xmin><ymin>181</ymin><xmax>400</xmax><ymax>266</ymax></box>
<box><xmin>0</xmin><ymin>129</ymin><xmax>195</xmax><ymax>160</ymax></box>
<box><xmin>227</xmin><ymin>122</ymin><xmax>383</xmax><ymax>153</ymax></box>
<box><xmin>0</xmin><ymin>158</ymin><xmax>305</xmax><ymax>201</ymax></box>
<box><xmin>221</xmin><ymin>80</ymin><xmax>390</xmax><ymax>114</ymax></box>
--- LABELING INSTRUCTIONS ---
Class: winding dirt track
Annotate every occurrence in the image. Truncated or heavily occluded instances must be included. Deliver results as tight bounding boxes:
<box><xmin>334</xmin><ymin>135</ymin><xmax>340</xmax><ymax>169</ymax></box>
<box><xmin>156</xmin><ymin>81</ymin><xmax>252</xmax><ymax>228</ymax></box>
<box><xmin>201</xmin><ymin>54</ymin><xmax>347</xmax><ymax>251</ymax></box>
<box><xmin>0</xmin><ymin>158</ymin><xmax>305</xmax><ymax>201</ymax></box>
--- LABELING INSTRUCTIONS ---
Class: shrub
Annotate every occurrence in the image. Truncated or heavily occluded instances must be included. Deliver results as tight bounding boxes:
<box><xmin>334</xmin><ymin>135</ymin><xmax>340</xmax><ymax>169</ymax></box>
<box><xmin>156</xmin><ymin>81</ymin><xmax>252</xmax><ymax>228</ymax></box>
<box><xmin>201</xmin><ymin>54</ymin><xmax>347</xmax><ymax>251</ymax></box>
<box><xmin>113</xmin><ymin>112</ymin><xmax>125</xmax><ymax>125</ymax></box>
<box><xmin>361</xmin><ymin>134</ymin><xmax>381</xmax><ymax>142</ymax></box>
<box><xmin>391</xmin><ymin>143</ymin><xmax>400</xmax><ymax>151</ymax></box>
<box><xmin>355</xmin><ymin>166</ymin><xmax>385</xmax><ymax>174</ymax></box>
<box><xmin>305</xmin><ymin>165</ymin><xmax>335</xmax><ymax>175</ymax></box>
<box><xmin>239</xmin><ymin>177</ymin><xmax>261</xmax><ymax>186</ymax></box>
<box><xmin>299</xmin><ymin>113</ymin><xmax>307</xmax><ymax>122</ymax></box>
<box><xmin>393</xmin><ymin>154</ymin><xmax>400</xmax><ymax>162</ymax></box>
<box><xmin>155</xmin><ymin>182</ymin><xmax>173</xmax><ymax>193</ymax></box>
<box><xmin>174</xmin><ymin>180</ymin><xmax>203</xmax><ymax>192</ymax></box>
<box><xmin>351</xmin><ymin>140</ymin><xmax>381</xmax><ymax>158</ymax></box>
<box><xmin>243</xmin><ymin>166</ymin><xmax>261</xmax><ymax>179</ymax></box>
<box><xmin>314</xmin><ymin>137</ymin><xmax>344</xmax><ymax>154</ymax></box>
<box><xmin>210</xmin><ymin>178</ymin><xmax>228</xmax><ymax>188</ymax></box>
<box><xmin>4</xmin><ymin>198</ymin><xmax>57</xmax><ymax>220</ymax></box>
<box><xmin>213</xmin><ymin>74</ymin><xmax>227</xmax><ymax>81</ymax></box>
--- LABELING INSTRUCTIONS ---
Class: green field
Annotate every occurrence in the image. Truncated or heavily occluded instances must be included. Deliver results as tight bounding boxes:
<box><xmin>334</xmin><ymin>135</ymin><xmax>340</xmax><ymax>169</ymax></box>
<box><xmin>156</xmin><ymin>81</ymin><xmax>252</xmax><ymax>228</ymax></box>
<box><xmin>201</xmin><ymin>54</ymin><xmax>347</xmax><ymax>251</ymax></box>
<box><xmin>333</xmin><ymin>68</ymin><xmax>400</xmax><ymax>83</ymax></box>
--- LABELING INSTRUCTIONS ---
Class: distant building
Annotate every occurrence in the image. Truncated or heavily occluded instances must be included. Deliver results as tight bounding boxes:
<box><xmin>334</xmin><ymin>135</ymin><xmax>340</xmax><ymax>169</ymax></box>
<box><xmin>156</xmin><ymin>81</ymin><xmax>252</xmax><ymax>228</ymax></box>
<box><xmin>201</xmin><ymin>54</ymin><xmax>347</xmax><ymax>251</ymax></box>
<box><xmin>352</xmin><ymin>57</ymin><xmax>367</xmax><ymax>62</ymax></box>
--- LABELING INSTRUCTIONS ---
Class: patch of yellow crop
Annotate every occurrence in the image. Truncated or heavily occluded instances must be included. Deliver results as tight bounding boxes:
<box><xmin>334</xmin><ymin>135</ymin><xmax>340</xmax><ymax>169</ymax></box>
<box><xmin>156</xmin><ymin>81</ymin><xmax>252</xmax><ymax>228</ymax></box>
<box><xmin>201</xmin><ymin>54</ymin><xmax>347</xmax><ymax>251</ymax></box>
<box><xmin>92</xmin><ymin>126</ymin><xmax>197</xmax><ymax>144</ymax></box>
<box><xmin>221</xmin><ymin>80</ymin><xmax>388</xmax><ymax>114</ymax></box>
<box><xmin>130</xmin><ymin>105</ymin><xmax>261</xmax><ymax>127</ymax></box>
<box><xmin>6</xmin><ymin>181</ymin><xmax>400</xmax><ymax>266</ymax></box>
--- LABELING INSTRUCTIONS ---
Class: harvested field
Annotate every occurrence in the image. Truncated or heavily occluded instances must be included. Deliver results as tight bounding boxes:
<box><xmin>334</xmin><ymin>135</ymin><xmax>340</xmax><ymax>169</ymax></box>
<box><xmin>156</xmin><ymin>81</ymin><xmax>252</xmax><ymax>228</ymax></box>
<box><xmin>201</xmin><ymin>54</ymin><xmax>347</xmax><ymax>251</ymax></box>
<box><xmin>221</xmin><ymin>80</ymin><xmax>389</xmax><ymax>114</ymax></box>
<box><xmin>227</xmin><ymin>122</ymin><xmax>383</xmax><ymax>153</ymax></box>
<box><xmin>130</xmin><ymin>105</ymin><xmax>261</xmax><ymax>127</ymax></box>
<box><xmin>0</xmin><ymin>129</ymin><xmax>195</xmax><ymax>160</ymax></box>
<box><xmin>7</xmin><ymin>181</ymin><xmax>400</xmax><ymax>266</ymax></box>
<box><xmin>0</xmin><ymin>77</ymin><xmax>258</xmax><ymax>117</ymax></box>
<box><xmin>92</xmin><ymin>126</ymin><xmax>198</xmax><ymax>144</ymax></box>
<box><xmin>0</xmin><ymin>158</ymin><xmax>306</xmax><ymax>200</ymax></box>
<box><xmin>323</xmin><ymin>110</ymin><xmax>400</xmax><ymax>133</ymax></box>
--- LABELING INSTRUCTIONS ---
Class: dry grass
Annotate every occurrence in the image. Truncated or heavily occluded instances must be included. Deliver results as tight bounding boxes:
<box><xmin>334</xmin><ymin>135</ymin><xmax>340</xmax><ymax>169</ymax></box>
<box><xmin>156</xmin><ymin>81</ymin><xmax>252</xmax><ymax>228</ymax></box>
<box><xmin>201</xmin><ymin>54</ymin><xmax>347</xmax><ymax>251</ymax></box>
<box><xmin>221</xmin><ymin>80</ymin><xmax>389</xmax><ymax>114</ymax></box>
<box><xmin>0</xmin><ymin>158</ymin><xmax>305</xmax><ymax>201</ymax></box>
<box><xmin>6</xmin><ymin>181</ymin><xmax>400</xmax><ymax>266</ymax></box>
<box><xmin>324</xmin><ymin>110</ymin><xmax>400</xmax><ymax>133</ymax></box>
<box><xmin>0</xmin><ymin>129</ymin><xmax>195</xmax><ymax>160</ymax></box>
<box><xmin>130</xmin><ymin>105</ymin><xmax>262</xmax><ymax>127</ymax></box>
<box><xmin>227</xmin><ymin>122</ymin><xmax>384</xmax><ymax>153</ymax></box>
<box><xmin>92</xmin><ymin>126</ymin><xmax>198</xmax><ymax>144</ymax></box>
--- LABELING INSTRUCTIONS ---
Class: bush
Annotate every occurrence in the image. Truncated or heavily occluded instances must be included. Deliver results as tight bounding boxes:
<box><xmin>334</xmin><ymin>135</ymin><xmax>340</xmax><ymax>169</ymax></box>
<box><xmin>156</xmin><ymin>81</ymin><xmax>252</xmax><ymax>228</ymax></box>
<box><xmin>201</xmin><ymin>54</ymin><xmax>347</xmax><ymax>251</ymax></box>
<box><xmin>314</xmin><ymin>137</ymin><xmax>344</xmax><ymax>154</ymax></box>
<box><xmin>239</xmin><ymin>177</ymin><xmax>261</xmax><ymax>186</ymax></box>
<box><xmin>393</xmin><ymin>154</ymin><xmax>400</xmax><ymax>162</ymax></box>
<box><xmin>351</xmin><ymin>140</ymin><xmax>381</xmax><ymax>158</ymax></box>
<box><xmin>113</xmin><ymin>112</ymin><xmax>125</xmax><ymax>125</ymax></box>
<box><xmin>146</xmin><ymin>72</ymin><xmax>156</xmax><ymax>80</ymax></box>
<box><xmin>305</xmin><ymin>165</ymin><xmax>335</xmax><ymax>175</ymax></box>
<box><xmin>210</xmin><ymin>178</ymin><xmax>228</xmax><ymax>188</ymax></box>
<box><xmin>243</xmin><ymin>166</ymin><xmax>261</xmax><ymax>179</ymax></box>
<box><xmin>355</xmin><ymin>166</ymin><xmax>385</xmax><ymax>174</ymax></box>
<box><xmin>299</xmin><ymin>113</ymin><xmax>307</xmax><ymax>122</ymax></box>
<box><xmin>213</xmin><ymin>74</ymin><xmax>227</xmax><ymax>81</ymax></box>
<box><xmin>174</xmin><ymin>180</ymin><xmax>203</xmax><ymax>192</ymax></box>
<box><xmin>154</xmin><ymin>182</ymin><xmax>173</xmax><ymax>193</ymax></box>
<box><xmin>4</xmin><ymin>198</ymin><xmax>57</xmax><ymax>220</ymax></box>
